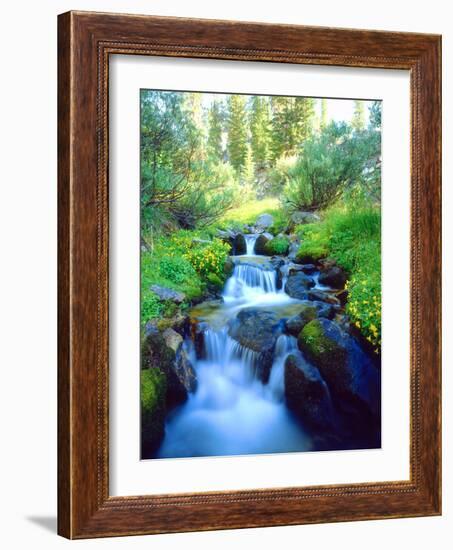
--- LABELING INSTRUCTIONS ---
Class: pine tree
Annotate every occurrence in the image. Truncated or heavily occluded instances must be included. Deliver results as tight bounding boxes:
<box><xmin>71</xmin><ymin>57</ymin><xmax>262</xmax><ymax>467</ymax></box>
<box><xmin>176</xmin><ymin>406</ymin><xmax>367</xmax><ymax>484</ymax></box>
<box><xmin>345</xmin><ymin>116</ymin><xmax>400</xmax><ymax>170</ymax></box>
<box><xmin>320</xmin><ymin>98</ymin><xmax>328</xmax><ymax>130</ymax></box>
<box><xmin>270</xmin><ymin>96</ymin><xmax>315</xmax><ymax>160</ymax></box>
<box><xmin>352</xmin><ymin>100</ymin><xmax>366</xmax><ymax>131</ymax></box>
<box><xmin>227</xmin><ymin>95</ymin><xmax>248</xmax><ymax>173</ymax></box>
<box><xmin>207</xmin><ymin>99</ymin><xmax>224</xmax><ymax>161</ymax></box>
<box><xmin>242</xmin><ymin>143</ymin><xmax>255</xmax><ymax>185</ymax></box>
<box><xmin>250</xmin><ymin>96</ymin><xmax>271</xmax><ymax>170</ymax></box>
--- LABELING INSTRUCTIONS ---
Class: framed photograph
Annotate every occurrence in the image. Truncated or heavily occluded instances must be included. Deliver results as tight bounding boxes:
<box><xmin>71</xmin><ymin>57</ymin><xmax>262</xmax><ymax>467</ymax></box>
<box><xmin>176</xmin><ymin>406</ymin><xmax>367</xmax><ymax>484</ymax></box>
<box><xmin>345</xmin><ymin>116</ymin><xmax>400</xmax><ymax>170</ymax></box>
<box><xmin>58</xmin><ymin>11</ymin><xmax>441</xmax><ymax>539</ymax></box>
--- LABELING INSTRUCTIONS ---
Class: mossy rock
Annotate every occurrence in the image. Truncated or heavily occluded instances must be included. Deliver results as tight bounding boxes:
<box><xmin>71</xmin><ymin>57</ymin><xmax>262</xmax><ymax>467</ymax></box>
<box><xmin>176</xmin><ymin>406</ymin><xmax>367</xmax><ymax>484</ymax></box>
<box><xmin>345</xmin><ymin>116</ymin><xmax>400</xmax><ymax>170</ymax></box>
<box><xmin>298</xmin><ymin>319</ymin><xmax>351</xmax><ymax>394</ymax></box>
<box><xmin>285</xmin><ymin>303</ymin><xmax>319</xmax><ymax>336</ymax></box>
<box><xmin>295</xmin><ymin>244</ymin><xmax>328</xmax><ymax>264</ymax></box>
<box><xmin>264</xmin><ymin>236</ymin><xmax>290</xmax><ymax>256</ymax></box>
<box><xmin>141</xmin><ymin>368</ymin><xmax>167</xmax><ymax>457</ymax></box>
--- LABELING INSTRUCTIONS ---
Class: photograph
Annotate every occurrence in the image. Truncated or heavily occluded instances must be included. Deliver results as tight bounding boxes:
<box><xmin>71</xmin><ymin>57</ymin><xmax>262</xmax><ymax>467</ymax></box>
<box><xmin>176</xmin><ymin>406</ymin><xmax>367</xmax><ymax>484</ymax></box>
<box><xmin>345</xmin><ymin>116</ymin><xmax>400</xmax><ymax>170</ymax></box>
<box><xmin>140</xmin><ymin>89</ymin><xmax>382</xmax><ymax>459</ymax></box>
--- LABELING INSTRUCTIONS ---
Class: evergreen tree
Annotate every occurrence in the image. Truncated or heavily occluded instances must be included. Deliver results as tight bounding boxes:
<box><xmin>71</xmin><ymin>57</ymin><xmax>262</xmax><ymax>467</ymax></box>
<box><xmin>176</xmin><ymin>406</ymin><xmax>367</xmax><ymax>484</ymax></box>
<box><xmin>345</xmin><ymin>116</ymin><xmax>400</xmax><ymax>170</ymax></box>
<box><xmin>270</xmin><ymin>96</ymin><xmax>315</xmax><ymax>160</ymax></box>
<box><xmin>227</xmin><ymin>95</ymin><xmax>248</xmax><ymax>173</ymax></box>
<box><xmin>242</xmin><ymin>143</ymin><xmax>255</xmax><ymax>185</ymax></box>
<box><xmin>352</xmin><ymin>100</ymin><xmax>366</xmax><ymax>131</ymax></box>
<box><xmin>250</xmin><ymin>96</ymin><xmax>271</xmax><ymax>170</ymax></box>
<box><xmin>320</xmin><ymin>98</ymin><xmax>328</xmax><ymax>130</ymax></box>
<box><xmin>369</xmin><ymin>101</ymin><xmax>382</xmax><ymax>129</ymax></box>
<box><xmin>207</xmin><ymin>99</ymin><xmax>224</xmax><ymax>161</ymax></box>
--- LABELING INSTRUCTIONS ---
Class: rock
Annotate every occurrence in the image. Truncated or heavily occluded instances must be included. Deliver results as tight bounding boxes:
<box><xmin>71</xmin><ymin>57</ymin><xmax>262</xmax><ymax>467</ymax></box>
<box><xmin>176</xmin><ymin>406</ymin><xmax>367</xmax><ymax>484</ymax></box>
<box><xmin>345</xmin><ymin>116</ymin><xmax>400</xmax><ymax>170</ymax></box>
<box><xmin>228</xmin><ymin>309</ymin><xmax>280</xmax><ymax>382</ymax></box>
<box><xmin>192</xmin><ymin>237</ymin><xmax>212</xmax><ymax>245</ymax></box>
<box><xmin>224</xmin><ymin>257</ymin><xmax>235</xmax><ymax>277</ymax></box>
<box><xmin>255</xmin><ymin>213</ymin><xmax>274</xmax><ymax>231</ymax></box>
<box><xmin>284</xmin><ymin>272</ymin><xmax>315</xmax><ymax>299</ymax></box>
<box><xmin>233</xmin><ymin>233</ymin><xmax>247</xmax><ymax>255</ymax></box>
<box><xmin>297</xmin><ymin>319</ymin><xmax>380</xmax><ymax>420</ymax></box>
<box><xmin>300</xmin><ymin>264</ymin><xmax>317</xmax><ymax>274</ymax></box>
<box><xmin>311</xmin><ymin>300</ymin><xmax>336</xmax><ymax>320</ymax></box>
<box><xmin>254</xmin><ymin>232</ymin><xmax>273</xmax><ymax>255</ymax></box>
<box><xmin>336</xmin><ymin>289</ymin><xmax>349</xmax><ymax>307</ymax></box>
<box><xmin>285</xmin><ymin>303</ymin><xmax>319</xmax><ymax>335</ymax></box>
<box><xmin>150</xmin><ymin>284</ymin><xmax>185</xmax><ymax>304</ymax></box>
<box><xmin>298</xmin><ymin>319</ymin><xmax>348</xmax><ymax>388</ymax></box>
<box><xmin>318</xmin><ymin>266</ymin><xmax>347</xmax><ymax>289</ymax></box>
<box><xmin>291</xmin><ymin>211</ymin><xmax>320</xmax><ymax>225</ymax></box>
<box><xmin>287</xmin><ymin>240</ymin><xmax>301</xmax><ymax>261</ymax></box>
<box><xmin>284</xmin><ymin>354</ymin><xmax>335</xmax><ymax>430</ymax></box>
<box><xmin>142</xmin><ymin>327</ymin><xmax>197</xmax><ymax>409</ymax></box>
<box><xmin>307</xmin><ymin>289</ymin><xmax>340</xmax><ymax>305</ymax></box>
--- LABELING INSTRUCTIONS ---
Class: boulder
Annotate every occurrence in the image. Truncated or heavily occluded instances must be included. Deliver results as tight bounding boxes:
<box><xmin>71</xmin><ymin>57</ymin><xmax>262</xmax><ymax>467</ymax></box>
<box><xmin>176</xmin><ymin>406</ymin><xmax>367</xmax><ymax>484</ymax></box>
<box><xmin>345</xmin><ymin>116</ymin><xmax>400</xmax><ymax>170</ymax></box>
<box><xmin>228</xmin><ymin>309</ymin><xmax>280</xmax><ymax>382</ymax></box>
<box><xmin>285</xmin><ymin>303</ymin><xmax>319</xmax><ymax>335</ymax></box>
<box><xmin>318</xmin><ymin>266</ymin><xmax>347</xmax><ymax>289</ymax></box>
<box><xmin>297</xmin><ymin>319</ymin><xmax>349</xmax><ymax>392</ymax></box>
<box><xmin>284</xmin><ymin>354</ymin><xmax>335</xmax><ymax>430</ymax></box>
<box><xmin>307</xmin><ymin>289</ymin><xmax>340</xmax><ymax>305</ymax></box>
<box><xmin>300</xmin><ymin>264</ymin><xmax>317</xmax><ymax>275</ymax></box>
<box><xmin>284</xmin><ymin>272</ymin><xmax>315</xmax><ymax>299</ymax></box>
<box><xmin>291</xmin><ymin>211</ymin><xmax>320</xmax><ymax>225</ymax></box>
<box><xmin>255</xmin><ymin>213</ymin><xmax>274</xmax><ymax>231</ymax></box>
<box><xmin>150</xmin><ymin>284</ymin><xmax>185</xmax><ymax>304</ymax></box>
<box><xmin>287</xmin><ymin>240</ymin><xmax>301</xmax><ymax>261</ymax></box>
<box><xmin>141</xmin><ymin>327</ymin><xmax>197</xmax><ymax>409</ymax></box>
<box><xmin>254</xmin><ymin>232</ymin><xmax>273</xmax><ymax>255</ymax></box>
<box><xmin>297</xmin><ymin>319</ymin><xmax>380</xmax><ymax>419</ymax></box>
<box><xmin>233</xmin><ymin>233</ymin><xmax>247</xmax><ymax>255</ymax></box>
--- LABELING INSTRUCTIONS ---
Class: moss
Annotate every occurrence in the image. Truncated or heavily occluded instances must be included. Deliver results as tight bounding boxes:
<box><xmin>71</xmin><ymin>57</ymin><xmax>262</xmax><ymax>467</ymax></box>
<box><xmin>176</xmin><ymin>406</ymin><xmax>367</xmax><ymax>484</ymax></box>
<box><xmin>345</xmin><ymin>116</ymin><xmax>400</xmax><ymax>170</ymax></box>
<box><xmin>264</xmin><ymin>236</ymin><xmax>290</xmax><ymax>255</ymax></box>
<box><xmin>141</xmin><ymin>368</ymin><xmax>167</xmax><ymax>457</ymax></box>
<box><xmin>299</xmin><ymin>320</ymin><xmax>333</xmax><ymax>356</ymax></box>
<box><xmin>296</xmin><ymin>243</ymin><xmax>328</xmax><ymax>263</ymax></box>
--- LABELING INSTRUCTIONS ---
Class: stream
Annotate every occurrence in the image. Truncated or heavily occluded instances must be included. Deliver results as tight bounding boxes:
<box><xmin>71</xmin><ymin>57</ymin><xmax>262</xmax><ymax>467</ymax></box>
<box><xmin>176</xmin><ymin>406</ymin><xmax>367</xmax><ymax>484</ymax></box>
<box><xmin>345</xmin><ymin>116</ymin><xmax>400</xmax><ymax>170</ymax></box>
<box><xmin>155</xmin><ymin>234</ymin><xmax>330</xmax><ymax>459</ymax></box>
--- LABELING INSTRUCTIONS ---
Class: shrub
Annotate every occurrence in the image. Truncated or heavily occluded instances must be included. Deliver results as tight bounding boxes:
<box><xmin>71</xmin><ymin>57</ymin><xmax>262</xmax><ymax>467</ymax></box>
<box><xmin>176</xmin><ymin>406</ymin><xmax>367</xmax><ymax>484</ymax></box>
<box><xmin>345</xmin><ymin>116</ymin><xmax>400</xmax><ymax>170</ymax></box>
<box><xmin>184</xmin><ymin>238</ymin><xmax>231</xmax><ymax>280</ymax></box>
<box><xmin>264</xmin><ymin>236</ymin><xmax>290</xmax><ymax>255</ymax></box>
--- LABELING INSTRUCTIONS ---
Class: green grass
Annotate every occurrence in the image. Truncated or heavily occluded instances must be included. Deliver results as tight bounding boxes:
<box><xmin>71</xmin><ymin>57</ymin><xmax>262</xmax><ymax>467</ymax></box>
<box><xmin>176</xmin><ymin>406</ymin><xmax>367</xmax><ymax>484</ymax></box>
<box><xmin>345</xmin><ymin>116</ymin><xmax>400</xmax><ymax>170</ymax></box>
<box><xmin>296</xmin><ymin>206</ymin><xmax>381</xmax><ymax>349</ymax></box>
<box><xmin>141</xmin><ymin>229</ymin><xmax>231</xmax><ymax>326</ymax></box>
<box><xmin>220</xmin><ymin>198</ymin><xmax>281</xmax><ymax>226</ymax></box>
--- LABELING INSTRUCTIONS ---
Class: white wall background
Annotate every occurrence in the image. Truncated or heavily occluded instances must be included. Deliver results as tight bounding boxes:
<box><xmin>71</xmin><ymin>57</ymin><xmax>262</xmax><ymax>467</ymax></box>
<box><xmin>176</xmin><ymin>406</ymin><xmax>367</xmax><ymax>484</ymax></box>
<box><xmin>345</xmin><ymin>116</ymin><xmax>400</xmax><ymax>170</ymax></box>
<box><xmin>0</xmin><ymin>1</ymin><xmax>450</xmax><ymax>548</ymax></box>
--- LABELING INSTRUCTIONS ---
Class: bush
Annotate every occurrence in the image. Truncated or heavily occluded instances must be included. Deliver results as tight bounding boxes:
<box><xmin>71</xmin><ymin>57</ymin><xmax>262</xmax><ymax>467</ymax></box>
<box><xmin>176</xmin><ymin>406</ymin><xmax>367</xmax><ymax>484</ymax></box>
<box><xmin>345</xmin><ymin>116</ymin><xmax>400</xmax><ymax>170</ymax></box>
<box><xmin>264</xmin><ymin>236</ymin><xmax>289</xmax><ymax>255</ymax></box>
<box><xmin>282</xmin><ymin>122</ymin><xmax>375</xmax><ymax>212</ymax></box>
<box><xmin>184</xmin><ymin>238</ymin><xmax>231</xmax><ymax>280</ymax></box>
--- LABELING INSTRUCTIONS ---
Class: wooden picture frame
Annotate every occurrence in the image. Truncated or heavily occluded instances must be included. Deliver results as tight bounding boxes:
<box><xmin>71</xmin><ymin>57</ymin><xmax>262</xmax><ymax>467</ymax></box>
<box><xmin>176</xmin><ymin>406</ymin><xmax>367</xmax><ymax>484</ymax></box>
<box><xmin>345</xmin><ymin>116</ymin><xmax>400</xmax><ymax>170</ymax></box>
<box><xmin>58</xmin><ymin>10</ymin><xmax>441</xmax><ymax>539</ymax></box>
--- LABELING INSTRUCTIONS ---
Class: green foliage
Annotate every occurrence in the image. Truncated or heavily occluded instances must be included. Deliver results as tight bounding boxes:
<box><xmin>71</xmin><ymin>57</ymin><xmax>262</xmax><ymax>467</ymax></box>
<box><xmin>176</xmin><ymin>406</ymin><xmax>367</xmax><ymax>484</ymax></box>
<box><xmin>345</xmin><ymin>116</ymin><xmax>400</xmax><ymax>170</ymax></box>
<box><xmin>250</xmin><ymin>96</ymin><xmax>272</xmax><ymax>170</ymax></box>
<box><xmin>283</xmin><ymin>122</ymin><xmax>379</xmax><ymax>212</ymax></box>
<box><xmin>295</xmin><ymin>207</ymin><xmax>381</xmax><ymax>348</ymax></box>
<box><xmin>207</xmin><ymin>99</ymin><xmax>224</xmax><ymax>162</ymax></box>
<box><xmin>184</xmin><ymin>238</ymin><xmax>231</xmax><ymax>280</ymax></box>
<box><xmin>264</xmin><ymin>236</ymin><xmax>290</xmax><ymax>255</ymax></box>
<box><xmin>140</xmin><ymin>292</ymin><xmax>163</xmax><ymax>326</ymax></box>
<box><xmin>270</xmin><ymin>97</ymin><xmax>315</xmax><ymax>160</ymax></box>
<box><xmin>227</xmin><ymin>95</ymin><xmax>248</xmax><ymax>173</ymax></box>
<box><xmin>352</xmin><ymin>100</ymin><xmax>366</xmax><ymax>131</ymax></box>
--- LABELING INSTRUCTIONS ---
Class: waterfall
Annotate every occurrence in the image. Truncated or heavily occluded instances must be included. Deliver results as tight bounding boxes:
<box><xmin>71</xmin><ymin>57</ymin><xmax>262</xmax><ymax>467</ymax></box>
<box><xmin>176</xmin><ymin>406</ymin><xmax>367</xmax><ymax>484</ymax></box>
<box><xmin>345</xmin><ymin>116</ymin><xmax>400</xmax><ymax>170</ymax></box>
<box><xmin>223</xmin><ymin>263</ymin><xmax>277</xmax><ymax>301</ymax></box>
<box><xmin>244</xmin><ymin>234</ymin><xmax>258</xmax><ymax>255</ymax></box>
<box><xmin>155</xmin><ymin>232</ymin><xmax>312</xmax><ymax>459</ymax></box>
<box><xmin>267</xmin><ymin>334</ymin><xmax>298</xmax><ymax>401</ymax></box>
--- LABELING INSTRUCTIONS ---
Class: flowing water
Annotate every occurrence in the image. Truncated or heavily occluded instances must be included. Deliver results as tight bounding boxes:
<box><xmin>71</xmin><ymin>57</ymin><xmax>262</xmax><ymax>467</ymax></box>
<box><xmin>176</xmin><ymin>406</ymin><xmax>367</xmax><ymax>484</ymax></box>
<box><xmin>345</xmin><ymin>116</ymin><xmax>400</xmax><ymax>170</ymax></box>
<box><xmin>156</xmin><ymin>234</ymin><xmax>313</xmax><ymax>458</ymax></box>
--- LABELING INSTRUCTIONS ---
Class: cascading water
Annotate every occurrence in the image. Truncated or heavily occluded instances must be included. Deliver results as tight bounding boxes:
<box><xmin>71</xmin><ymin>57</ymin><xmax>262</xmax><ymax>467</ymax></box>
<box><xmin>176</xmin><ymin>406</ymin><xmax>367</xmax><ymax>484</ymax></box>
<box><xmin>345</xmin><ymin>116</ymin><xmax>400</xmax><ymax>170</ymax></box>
<box><xmin>155</xmin><ymin>234</ymin><xmax>312</xmax><ymax>459</ymax></box>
